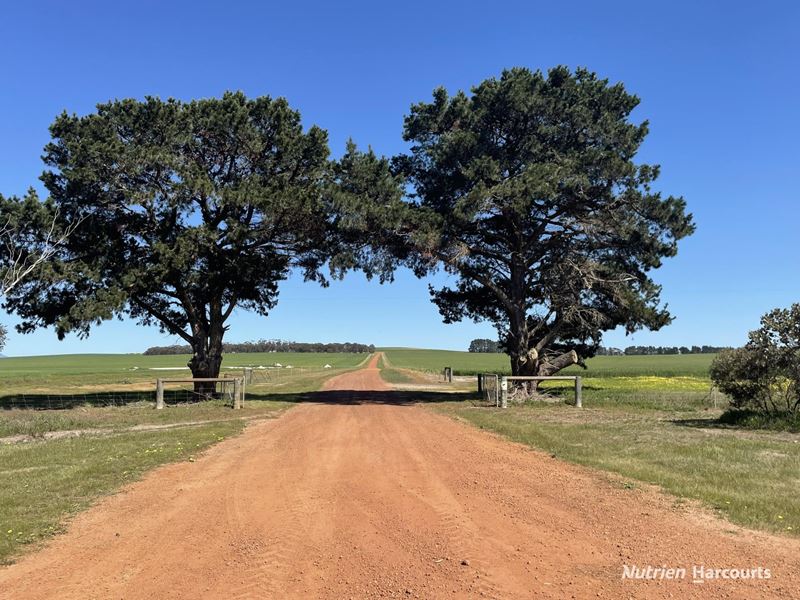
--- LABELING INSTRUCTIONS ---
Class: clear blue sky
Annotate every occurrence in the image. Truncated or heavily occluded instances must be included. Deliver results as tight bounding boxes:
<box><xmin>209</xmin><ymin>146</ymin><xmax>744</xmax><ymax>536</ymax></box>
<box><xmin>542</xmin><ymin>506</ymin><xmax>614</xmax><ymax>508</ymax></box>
<box><xmin>1</xmin><ymin>1</ymin><xmax>798</xmax><ymax>356</ymax></box>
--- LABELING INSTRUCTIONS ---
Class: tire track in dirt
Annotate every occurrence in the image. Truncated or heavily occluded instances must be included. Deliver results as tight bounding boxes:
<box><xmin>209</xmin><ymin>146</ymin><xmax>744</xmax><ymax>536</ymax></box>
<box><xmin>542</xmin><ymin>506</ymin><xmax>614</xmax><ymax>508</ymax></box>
<box><xmin>380</xmin><ymin>407</ymin><xmax>511</xmax><ymax>599</ymax></box>
<box><xmin>222</xmin><ymin>417</ymin><xmax>304</xmax><ymax>599</ymax></box>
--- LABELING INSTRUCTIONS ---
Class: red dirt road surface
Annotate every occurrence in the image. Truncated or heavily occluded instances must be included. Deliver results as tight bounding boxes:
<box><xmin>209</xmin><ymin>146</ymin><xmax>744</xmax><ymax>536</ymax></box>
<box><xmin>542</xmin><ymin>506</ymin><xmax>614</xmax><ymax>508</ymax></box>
<box><xmin>1</xmin><ymin>354</ymin><xmax>798</xmax><ymax>599</ymax></box>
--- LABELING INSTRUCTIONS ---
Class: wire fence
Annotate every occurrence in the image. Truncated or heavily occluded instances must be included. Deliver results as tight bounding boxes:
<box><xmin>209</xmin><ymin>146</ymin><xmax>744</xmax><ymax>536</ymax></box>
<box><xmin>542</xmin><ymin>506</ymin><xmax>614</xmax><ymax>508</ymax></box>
<box><xmin>0</xmin><ymin>391</ymin><xmax>155</xmax><ymax>410</ymax></box>
<box><xmin>475</xmin><ymin>373</ymin><xmax>500</xmax><ymax>407</ymax></box>
<box><xmin>0</xmin><ymin>388</ymin><xmax>234</xmax><ymax>410</ymax></box>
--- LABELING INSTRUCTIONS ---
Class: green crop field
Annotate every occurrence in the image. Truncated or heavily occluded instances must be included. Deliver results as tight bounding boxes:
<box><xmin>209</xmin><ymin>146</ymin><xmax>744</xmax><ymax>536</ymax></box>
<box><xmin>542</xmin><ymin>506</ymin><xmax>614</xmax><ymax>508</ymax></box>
<box><xmin>381</xmin><ymin>347</ymin><xmax>715</xmax><ymax>378</ymax></box>
<box><xmin>0</xmin><ymin>352</ymin><xmax>369</xmax><ymax>395</ymax></box>
<box><xmin>0</xmin><ymin>351</ymin><xmax>368</xmax><ymax>373</ymax></box>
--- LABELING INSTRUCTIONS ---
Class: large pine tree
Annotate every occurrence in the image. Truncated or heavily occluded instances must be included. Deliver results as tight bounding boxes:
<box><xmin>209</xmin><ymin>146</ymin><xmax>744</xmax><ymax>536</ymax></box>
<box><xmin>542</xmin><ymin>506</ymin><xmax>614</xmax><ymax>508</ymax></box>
<box><xmin>3</xmin><ymin>93</ymin><xmax>389</xmax><ymax>391</ymax></box>
<box><xmin>393</xmin><ymin>67</ymin><xmax>695</xmax><ymax>378</ymax></box>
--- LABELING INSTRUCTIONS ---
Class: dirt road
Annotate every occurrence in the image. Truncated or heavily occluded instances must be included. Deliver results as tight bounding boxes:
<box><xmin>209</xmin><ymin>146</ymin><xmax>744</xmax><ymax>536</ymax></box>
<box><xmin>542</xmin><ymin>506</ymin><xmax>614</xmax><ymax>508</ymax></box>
<box><xmin>1</xmin><ymin>354</ymin><xmax>798</xmax><ymax>599</ymax></box>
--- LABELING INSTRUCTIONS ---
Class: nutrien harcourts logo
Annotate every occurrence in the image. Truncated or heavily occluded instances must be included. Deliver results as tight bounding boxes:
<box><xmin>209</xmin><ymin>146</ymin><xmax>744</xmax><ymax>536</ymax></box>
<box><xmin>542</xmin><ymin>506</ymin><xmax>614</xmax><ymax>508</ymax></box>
<box><xmin>622</xmin><ymin>564</ymin><xmax>772</xmax><ymax>584</ymax></box>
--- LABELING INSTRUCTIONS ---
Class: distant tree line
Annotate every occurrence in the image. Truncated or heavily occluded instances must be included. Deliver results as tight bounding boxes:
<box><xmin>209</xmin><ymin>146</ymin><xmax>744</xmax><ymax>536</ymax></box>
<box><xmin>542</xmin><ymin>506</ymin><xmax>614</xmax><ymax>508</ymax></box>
<box><xmin>594</xmin><ymin>347</ymin><xmax>625</xmax><ymax>355</ymax></box>
<box><xmin>600</xmin><ymin>345</ymin><xmax>730</xmax><ymax>356</ymax></box>
<box><xmin>479</xmin><ymin>343</ymin><xmax>729</xmax><ymax>356</ymax></box>
<box><xmin>144</xmin><ymin>340</ymin><xmax>375</xmax><ymax>355</ymax></box>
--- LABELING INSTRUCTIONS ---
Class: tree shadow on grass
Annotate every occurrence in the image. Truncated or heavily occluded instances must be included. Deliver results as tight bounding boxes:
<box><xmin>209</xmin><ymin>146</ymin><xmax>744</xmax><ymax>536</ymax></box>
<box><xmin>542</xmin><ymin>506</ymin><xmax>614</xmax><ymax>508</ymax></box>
<box><xmin>0</xmin><ymin>390</ymin><xmax>209</xmax><ymax>410</ymax></box>
<box><xmin>669</xmin><ymin>416</ymin><xmax>738</xmax><ymax>430</ymax></box>
<box><xmin>670</xmin><ymin>410</ymin><xmax>800</xmax><ymax>434</ymax></box>
<box><xmin>0</xmin><ymin>389</ymin><xmax>482</xmax><ymax>411</ymax></box>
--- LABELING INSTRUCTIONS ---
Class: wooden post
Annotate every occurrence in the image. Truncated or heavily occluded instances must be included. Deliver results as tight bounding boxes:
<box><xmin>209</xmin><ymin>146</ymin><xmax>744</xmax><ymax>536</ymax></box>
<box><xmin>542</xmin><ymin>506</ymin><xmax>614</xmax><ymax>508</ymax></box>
<box><xmin>240</xmin><ymin>375</ymin><xmax>246</xmax><ymax>408</ymax></box>
<box><xmin>156</xmin><ymin>379</ymin><xmax>165</xmax><ymax>410</ymax></box>
<box><xmin>477</xmin><ymin>373</ymin><xmax>483</xmax><ymax>393</ymax></box>
<box><xmin>233</xmin><ymin>377</ymin><xmax>242</xmax><ymax>409</ymax></box>
<box><xmin>500</xmin><ymin>376</ymin><xmax>508</xmax><ymax>409</ymax></box>
<box><xmin>575</xmin><ymin>376</ymin><xmax>582</xmax><ymax>408</ymax></box>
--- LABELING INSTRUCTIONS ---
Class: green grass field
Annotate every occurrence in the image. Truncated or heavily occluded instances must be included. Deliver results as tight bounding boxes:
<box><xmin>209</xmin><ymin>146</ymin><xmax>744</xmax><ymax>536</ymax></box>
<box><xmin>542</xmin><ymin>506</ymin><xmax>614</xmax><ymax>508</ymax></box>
<box><xmin>381</xmin><ymin>347</ymin><xmax>715</xmax><ymax>377</ymax></box>
<box><xmin>0</xmin><ymin>352</ymin><xmax>369</xmax><ymax>395</ymax></box>
<box><xmin>0</xmin><ymin>351</ymin><xmax>368</xmax><ymax>373</ymax></box>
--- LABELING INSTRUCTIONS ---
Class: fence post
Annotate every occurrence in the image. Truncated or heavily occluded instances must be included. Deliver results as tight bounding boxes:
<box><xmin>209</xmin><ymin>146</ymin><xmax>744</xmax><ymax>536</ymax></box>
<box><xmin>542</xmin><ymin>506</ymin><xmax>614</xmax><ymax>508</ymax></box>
<box><xmin>233</xmin><ymin>378</ymin><xmax>242</xmax><ymax>409</ymax></box>
<box><xmin>156</xmin><ymin>379</ymin><xmax>165</xmax><ymax>410</ymax></box>
<box><xmin>575</xmin><ymin>376</ymin><xmax>582</xmax><ymax>408</ymax></box>
<box><xmin>477</xmin><ymin>373</ymin><xmax>483</xmax><ymax>393</ymax></box>
<box><xmin>500</xmin><ymin>376</ymin><xmax>508</xmax><ymax>409</ymax></box>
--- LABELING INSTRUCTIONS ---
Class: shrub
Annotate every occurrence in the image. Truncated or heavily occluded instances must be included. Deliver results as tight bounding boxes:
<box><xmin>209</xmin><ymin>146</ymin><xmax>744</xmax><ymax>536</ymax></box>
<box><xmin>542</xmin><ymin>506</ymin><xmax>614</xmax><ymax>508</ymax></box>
<box><xmin>711</xmin><ymin>304</ymin><xmax>800</xmax><ymax>415</ymax></box>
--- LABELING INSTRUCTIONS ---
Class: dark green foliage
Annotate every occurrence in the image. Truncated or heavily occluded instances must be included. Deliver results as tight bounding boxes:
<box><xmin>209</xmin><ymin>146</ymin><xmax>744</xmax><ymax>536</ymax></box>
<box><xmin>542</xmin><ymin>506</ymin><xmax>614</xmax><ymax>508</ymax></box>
<box><xmin>3</xmin><ymin>93</ymin><xmax>385</xmax><ymax>387</ymax></box>
<box><xmin>468</xmin><ymin>338</ymin><xmax>501</xmax><ymax>353</ymax></box>
<box><xmin>710</xmin><ymin>348</ymin><xmax>767</xmax><ymax>409</ymax></box>
<box><xmin>393</xmin><ymin>67</ymin><xmax>694</xmax><ymax>377</ymax></box>
<box><xmin>711</xmin><ymin>304</ymin><xmax>800</xmax><ymax>415</ymax></box>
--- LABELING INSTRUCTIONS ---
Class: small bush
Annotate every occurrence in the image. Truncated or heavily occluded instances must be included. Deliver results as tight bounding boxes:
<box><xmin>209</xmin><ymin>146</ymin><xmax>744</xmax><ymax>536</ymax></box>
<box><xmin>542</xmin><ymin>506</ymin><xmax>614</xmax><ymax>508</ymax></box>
<box><xmin>711</xmin><ymin>304</ymin><xmax>800</xmax><ymax>415</ymax></box>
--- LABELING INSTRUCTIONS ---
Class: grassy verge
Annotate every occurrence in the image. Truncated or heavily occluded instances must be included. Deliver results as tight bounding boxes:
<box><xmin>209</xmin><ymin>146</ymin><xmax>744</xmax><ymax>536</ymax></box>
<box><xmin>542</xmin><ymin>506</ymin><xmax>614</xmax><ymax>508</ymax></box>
<box><xmin>434</xmin><ymin>389</ymin><xmax>800</xmax><ymax>537</ymax></box>
<box><xmin>0</xmin><ymin>399</ymin><xmax>293</xmax><ymax>438</ymax></box>
<box><xmin>246</xmin><ymin>367</ymin><xmax>356</xmax><ymax>396</ymax></box>
<box><xmin>0</xmin><ymin>352</ymin><xmax>369</xmax><ymax>396</ymax></box>
<box><xmin>379</xmin><ymin>368</ymin><xmax>416</xmax><ymax>384</ymax></box>
<box><xmin>0</xmin><ymin>420</ymin><xmax>246</xmax><ymax>564</ymax></box>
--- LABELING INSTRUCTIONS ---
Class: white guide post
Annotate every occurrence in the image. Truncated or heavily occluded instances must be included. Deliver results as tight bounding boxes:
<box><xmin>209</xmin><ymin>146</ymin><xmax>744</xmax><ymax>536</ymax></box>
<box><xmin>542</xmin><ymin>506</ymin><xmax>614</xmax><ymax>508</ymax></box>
<box><xmin>234</xmin><ymin>377</ymin><xmax>242</xmax><ymax>410</ymax></box>
<box><xmin>156</xmin><ymin>378</ymin><xmax>165</xmax><ymax>410</ymax></box>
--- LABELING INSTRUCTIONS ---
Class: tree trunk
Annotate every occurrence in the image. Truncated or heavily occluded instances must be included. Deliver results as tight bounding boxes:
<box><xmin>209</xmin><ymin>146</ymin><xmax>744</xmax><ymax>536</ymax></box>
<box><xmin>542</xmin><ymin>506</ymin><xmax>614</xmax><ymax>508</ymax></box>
<box><xmin>510</xmin><ymin>347</ymin><xmax>539</xmax><ymax>393</ymax></box>
<box><xmin>537</xmin><ymin>350</ymin><xmax>579</xmax><ymax>376</ymax></box>
<box><xmin>185</xmin><ymin>301</ymin><xmax>228</xmax><ymax>399</ymax></box>
<box><xmin>509</xmin><ymin>347</ymin><xmax>579</xmax><ymax>394</ymax></box>
<box><xmin>511</xmin><ymin>354</ymin><xmax>534</xmax><ymax>377</ymax></box>
<box><xmin>187</xmin><ymin>332</ymin><xmax>224</xmax><ymax>398</ymax></box>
